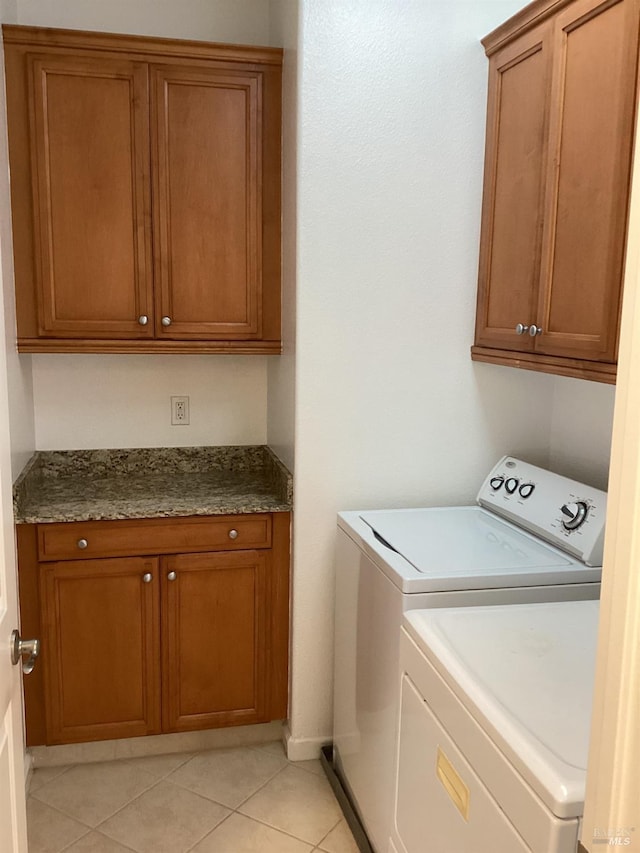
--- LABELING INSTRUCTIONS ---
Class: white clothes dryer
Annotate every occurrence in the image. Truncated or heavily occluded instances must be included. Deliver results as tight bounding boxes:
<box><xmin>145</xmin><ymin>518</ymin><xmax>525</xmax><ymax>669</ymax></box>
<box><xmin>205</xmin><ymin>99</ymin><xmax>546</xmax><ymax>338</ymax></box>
<box><xmin>332</xmin><ymin>456</ymin><xmax>606</xmax><ymax>853</ymax></box>
<box><xmin>391</xmin><ymin>600</ymin><xmax>599</xmax><ymax>853</ymax></box>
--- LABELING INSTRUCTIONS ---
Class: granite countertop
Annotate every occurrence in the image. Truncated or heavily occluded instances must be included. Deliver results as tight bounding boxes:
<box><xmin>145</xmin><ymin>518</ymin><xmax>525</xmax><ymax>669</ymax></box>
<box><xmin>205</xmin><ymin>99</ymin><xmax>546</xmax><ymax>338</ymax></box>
<box><xmin>13</xmin><ymin>446</ymin><xmax>293</xmax><ymax>524</ymax></box>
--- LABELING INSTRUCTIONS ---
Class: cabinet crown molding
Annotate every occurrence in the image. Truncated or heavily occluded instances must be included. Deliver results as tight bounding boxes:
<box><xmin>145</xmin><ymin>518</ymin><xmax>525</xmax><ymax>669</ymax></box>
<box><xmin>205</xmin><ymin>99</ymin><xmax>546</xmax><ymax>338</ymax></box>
<box><xmin>483</xmin><ymin>0</ymin><xmax>581</xmax><ymax>53</ymax></box>
<box><xmin>2</xmin><ymin>24</ymin><xmax>283</xmax><ymax>66</ymax></box>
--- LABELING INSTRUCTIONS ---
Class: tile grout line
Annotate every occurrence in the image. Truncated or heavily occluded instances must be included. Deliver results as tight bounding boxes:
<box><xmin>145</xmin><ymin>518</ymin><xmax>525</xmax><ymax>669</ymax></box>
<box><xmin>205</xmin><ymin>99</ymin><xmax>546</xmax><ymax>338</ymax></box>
<box><xmin>29</xmin><ymin>746</ymin><xmax>351</xmax><ymax>853</ymax></box>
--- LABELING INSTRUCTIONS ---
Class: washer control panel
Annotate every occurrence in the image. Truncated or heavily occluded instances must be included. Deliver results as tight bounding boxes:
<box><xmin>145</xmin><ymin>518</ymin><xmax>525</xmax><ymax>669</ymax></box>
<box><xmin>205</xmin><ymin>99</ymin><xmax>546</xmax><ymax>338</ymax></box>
<box><xmin>477</xmin><ymin>456</ymin><xmax>607</xmax><ymax>566</ymax></box>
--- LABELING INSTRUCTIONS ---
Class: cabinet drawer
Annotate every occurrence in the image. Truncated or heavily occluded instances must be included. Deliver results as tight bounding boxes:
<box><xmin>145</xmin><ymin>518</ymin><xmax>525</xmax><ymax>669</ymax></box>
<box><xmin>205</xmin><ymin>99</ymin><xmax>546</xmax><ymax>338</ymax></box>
<box><xmin>37</xmin><ymin>515</ymin><xmax>272</xmax><ymax>561</ymax></box>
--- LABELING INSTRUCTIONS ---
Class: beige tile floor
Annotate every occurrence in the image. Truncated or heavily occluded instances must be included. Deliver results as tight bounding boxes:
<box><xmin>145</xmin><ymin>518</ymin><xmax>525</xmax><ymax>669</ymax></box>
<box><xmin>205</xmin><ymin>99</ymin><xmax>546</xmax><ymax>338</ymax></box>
<box><xmin>27</xmin><ymin>741</ymin><xmax>360</xmax><ymax>853</ymax></box>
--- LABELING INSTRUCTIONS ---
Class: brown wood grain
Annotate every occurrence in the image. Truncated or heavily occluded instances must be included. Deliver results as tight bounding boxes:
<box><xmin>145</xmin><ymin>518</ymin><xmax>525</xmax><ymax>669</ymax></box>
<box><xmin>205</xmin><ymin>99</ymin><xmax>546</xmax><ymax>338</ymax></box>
<box><xmin>471</xmin><ymin>344</ymin><xmax>617</xmax><ymax>382</ymax></box>
<box><xmin>16</xmin><ymin>525</ymin><xmax>46</xmax><ymax>746</ymax></box>
<box><xmin>4</xmin><ymin>25</ymin><xmax>282</xmax><ymax>352</ymax></box>
<box><xmin>473</xmin><ymin>0</ymin><xmax>640</xmax><ymax>381</ymax></box>
<box><xmin>28</xmin><ymin>53</ymin><xmax>154</xmax><ymax>338</ymax></box>
<box><xmin>535</xmin><ymin>0</ymin><xmax>639</xmax><ymax>360</ymax></box>
<box><xmin>162</xmin><ymin>550</ymin><xmax>269</xmax><ymax>732</ymax></box>
<box><xmin>41</xmin><ymin>556</ymin><xmax>161</xmax><ymax>744</ymax></box>
<box><xmin>2</xmin><ymin>25</ymin><xmax>283</xmax><ymax>66</ymax></box>
<box><xmin>474</xmin><ymin>22</ymin><xmax>552</xmax><ymax>352</ymax></box>
<box><xmin>37</xmin><ymin>515</ymin><xmax>273</xmax><ymax>561</ymax></box>
<box><xmin>19</xmin><ymin>512</ymin><xmax>290</xmax><ymax>745</ymax></box>
<box><xmin>151</xmin><ymin>64</ymin><xmax>261</xmax><ymax>339</ymax></box>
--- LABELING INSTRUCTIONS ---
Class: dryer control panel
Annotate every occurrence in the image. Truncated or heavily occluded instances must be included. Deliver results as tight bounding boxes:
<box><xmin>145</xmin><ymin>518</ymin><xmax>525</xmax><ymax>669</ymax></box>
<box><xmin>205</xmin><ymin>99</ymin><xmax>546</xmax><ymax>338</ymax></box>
<box><xmin>477</xmin><ymin>456</ymin><xmax>607</xmax><ymax>567</ymax></box>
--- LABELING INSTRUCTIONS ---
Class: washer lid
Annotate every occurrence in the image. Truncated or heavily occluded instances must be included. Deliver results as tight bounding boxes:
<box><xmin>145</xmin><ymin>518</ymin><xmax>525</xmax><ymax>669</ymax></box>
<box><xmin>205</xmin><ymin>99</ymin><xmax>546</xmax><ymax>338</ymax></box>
<box><xmin>404</xmin><ymin>600</ymin><xmax>599</xmax><ymax>818</ymax></box>
<box><xmin>356</xmin><ymin>506</ymin><xmax>591</xmax><ymax>588</ymax></box>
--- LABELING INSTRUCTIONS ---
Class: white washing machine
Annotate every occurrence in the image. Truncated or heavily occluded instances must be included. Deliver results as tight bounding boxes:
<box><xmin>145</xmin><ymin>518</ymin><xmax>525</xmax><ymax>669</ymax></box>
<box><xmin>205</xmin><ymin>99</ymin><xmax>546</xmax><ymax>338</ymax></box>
<box><xmin>332</xmin><ymin>456</ymin><xmax>606</xmax><ymax>853</ymax></box>
<box><xmin>392</xmin><ymin>600</ymin><xmax>599</xmax><ymax>853</ymax></box>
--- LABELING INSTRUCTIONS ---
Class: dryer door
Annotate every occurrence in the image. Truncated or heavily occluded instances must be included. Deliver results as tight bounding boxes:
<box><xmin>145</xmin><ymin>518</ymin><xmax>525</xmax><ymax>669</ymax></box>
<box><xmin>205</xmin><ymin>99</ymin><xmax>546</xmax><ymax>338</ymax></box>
<box><xmin>393</xmin><ymin>674</ymin><xmax>532</xmax><ymax>853</ymax></box>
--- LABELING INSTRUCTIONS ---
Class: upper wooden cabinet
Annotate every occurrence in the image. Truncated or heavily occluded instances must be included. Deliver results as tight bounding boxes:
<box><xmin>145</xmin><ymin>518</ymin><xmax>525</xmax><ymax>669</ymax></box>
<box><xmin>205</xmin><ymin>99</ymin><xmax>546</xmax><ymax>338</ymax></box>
<box><xmin>472</xmin><ymin>0</ymin><xmax>640</xmax><ymax>383</ymax></box>
<box><xmin>3</xmin><ymin>26</ymin><xmax>282</xmax><ymax>354</ymax></box>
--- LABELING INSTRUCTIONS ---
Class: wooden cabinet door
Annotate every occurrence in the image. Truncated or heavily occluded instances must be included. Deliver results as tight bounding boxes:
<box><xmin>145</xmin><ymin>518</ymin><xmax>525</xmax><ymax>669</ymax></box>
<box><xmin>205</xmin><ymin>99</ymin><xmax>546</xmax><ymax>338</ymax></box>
<box><xmin>41</xmin><ymin>557</ymin><xmax>161</xmax><ymax>744</ymax></box>
<box><xmin>151</xmin><ymin>65</ymin><xmax>262</xmax><ymax>340</ymax></box>
<box><xmin>28</xmin><ymin>54</ymin><xmax>154</xmax><ymax>338</ymax></box>
<box><xmin>162</xmin><ymin>550</ymin><xmax>269</xmax><ymax>732</ymax></box>
<box><xmin>474</xmin><ymin>22</ymin><xmax>552</xmax><ymax>351</ymax></box>
<box><xmin>534</xmin><ymin>0</ymin><xmax>640</xmax><ymax>361</ymax></box>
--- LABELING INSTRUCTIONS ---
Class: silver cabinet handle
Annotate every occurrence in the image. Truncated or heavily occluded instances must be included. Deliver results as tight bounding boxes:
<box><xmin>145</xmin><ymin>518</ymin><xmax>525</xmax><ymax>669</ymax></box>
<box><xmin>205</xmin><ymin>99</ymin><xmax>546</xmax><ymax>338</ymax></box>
<box><xmin>528</xmin><ymin>324</ymin><xmax>543</xmax><ymax>336</ymax></box>
<box><xmin>143</xmin><ymin>572</ymin><xmax>153</xmax><ymax>583</ymax></box>
<box><xmin>228</xmin><ymin>529</ymin><xmax>239</xmax><ymax>540</ymax></box>
<box><xmin>161</xmin><ymin>316</ymin><xmax>172</xmax><ymax>327</ymax></box>
<box><xmin>77</xmin><ymin>538</ymin><xmax>88</xmax><ymax>549</ymax></box>
<box><xmin>11</xmin><ymin>630</ymin><xmax>40</xmax><ymax>675</ymax></box>
<box><xmin>138</xmin><ymin>315</ymin><xmax>149</xmax><ymax>326</ymax></box>
<box><xmin>167</xmin><ymin>571</ymin><xmax>177</xmax><ymax>581</ymax></box>
<box><xmin>515</xmin><ymin>323</ymin><xmax>529</xmax><ymax>335</ymax></box>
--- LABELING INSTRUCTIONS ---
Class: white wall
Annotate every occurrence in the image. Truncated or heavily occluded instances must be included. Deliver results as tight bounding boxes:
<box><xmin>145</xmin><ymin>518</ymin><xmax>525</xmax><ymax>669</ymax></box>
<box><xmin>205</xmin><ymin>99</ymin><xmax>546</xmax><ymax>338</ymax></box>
<box><xmin>267</xmin><ymin>0</ymin><xmax>297</xmax><ymax>472</ymax></box>
<box><xmin>285</xmin><ymin>0</ymin><xmax>566</xmax><ymax>754</ymax></box>
<box><xmin>0</xmin><ymin>0</ymin><xmax>34</xmax><ymax>478</ymax></box>
<box><xmin>17</xmin><ymin>0</ymin><xmax>272</xmax><ymax>44</ymax></box>
<box><xmin>549</xmin><ymin>376</ymin><xmax>616</xmax><ymax>491</ymax></box>
<box><xmin>32</xmin><ymin>355</ymin><xmax>267</xmax><ymax>450</ymax></box>
<box><xmin>19</xmin><ymin>0</ymin><xmax>275</xmax><ymax>454</ymax></box>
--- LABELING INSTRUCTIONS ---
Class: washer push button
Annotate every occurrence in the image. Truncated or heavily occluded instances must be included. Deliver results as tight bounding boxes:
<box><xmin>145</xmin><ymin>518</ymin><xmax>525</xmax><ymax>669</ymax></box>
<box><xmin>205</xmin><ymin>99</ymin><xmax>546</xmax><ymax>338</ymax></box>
<box><xmin>505</xmin><ymin>477</ymin><xmax>519</xmax><ymax>494</ymax></box>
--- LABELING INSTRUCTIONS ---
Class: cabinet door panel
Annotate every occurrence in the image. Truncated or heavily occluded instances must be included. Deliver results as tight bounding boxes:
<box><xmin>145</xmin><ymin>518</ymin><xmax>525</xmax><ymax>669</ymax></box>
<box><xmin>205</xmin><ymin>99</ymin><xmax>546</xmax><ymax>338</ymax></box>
<box><xmin>152</xmin><ymin>66</ymin><xmax>261</xmax><ymax>339</ymax></box>
<box><xmin>474</xmin><ymin>23</ymin><xmax>552</xmax><ymax>351</ymax></box>
<box><xmin>162</xmin><ymin>550</ymin><xmax>268</xmax><ymax>731</ymax></box>
<box><xmin>536</xmin><ymin>0</ymin><xmax>639</xmax><ymax>359</ymax></box>
<box><xmin>41</xmin><ymin>557</ymin><xmax>161</xmax><ymax>744</ymax></box>
<box><xmin>29</xmin><ymin>55</ymin><xmax>153</xmax><ymax>337</ymax></box>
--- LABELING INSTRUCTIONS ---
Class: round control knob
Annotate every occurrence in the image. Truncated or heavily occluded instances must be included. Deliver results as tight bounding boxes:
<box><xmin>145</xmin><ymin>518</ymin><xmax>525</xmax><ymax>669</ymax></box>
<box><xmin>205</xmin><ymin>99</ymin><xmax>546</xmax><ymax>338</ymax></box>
<box><xmin>505</xmin><ymin>477</ymin><xmax>519</xmax><ymax>494</ymax></box>
<box><xmin>77</xmin><ymin>538</ymin><xmax>88</xmax><ymax>549</ymax></box>
<box><xmin>519</xmin><ymin>483</ymin><xmax>535</xmax><ymax>499</ymax></box>
<box><xmin>560</xmin><ymin>501</ymin><xmax>589</xmax><ymax>530</ymax></box>
<box><xmin>228</xmin><ymin>529</ymin><xmax>239</xmax><ymax>540</ymax></box>
<box><xmin>490</xmin><ymin>476</ymin><xmax>504</xmax><ymax>490</ymax></box>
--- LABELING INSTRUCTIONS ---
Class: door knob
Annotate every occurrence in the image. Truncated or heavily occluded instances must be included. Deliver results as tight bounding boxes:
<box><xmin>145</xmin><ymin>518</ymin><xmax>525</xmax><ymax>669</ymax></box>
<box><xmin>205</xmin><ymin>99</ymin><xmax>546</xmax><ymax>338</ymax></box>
<box><xmin>515</xmin><ymin>323</ymin><xmax>529</xmax><ymax>335</ymax></box>
<box><xmin>142</xmin><ymin>572</ymin><xmax>153</xmax><ymax>583</ymax></box>
<box><xmin>167</xmin><ymin>571</ymin><xmax>177</xmax><ymax>581</ymax></box>
<box><xmin>161</xmin><ymin>316</ymin><xmax>172</xmax><ymax>327</ymax></box>
<box><xmin>528</xmin><ymin>324</ymin><xmax>543</xmax><ymax>336</ymax></box>
<box><xmin>11</xmin><ymin>630</ymin><xmax>40</xmax><ymax>674</ymax></box>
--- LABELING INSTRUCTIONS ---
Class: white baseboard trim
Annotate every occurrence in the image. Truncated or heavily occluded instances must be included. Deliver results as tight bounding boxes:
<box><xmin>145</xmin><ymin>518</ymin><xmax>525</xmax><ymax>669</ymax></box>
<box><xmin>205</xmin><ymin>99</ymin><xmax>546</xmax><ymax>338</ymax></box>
<box><xmin>282</xmin><ymin>724</ymin><xmax>331</xmax><ymax>761</ymax></box>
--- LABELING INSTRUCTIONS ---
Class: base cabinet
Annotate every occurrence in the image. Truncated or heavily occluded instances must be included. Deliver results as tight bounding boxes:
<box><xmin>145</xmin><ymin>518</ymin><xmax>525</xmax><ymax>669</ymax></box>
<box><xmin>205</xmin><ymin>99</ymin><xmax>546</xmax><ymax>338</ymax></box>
<box><xmin>42</xmin><ymin>556</ymin><xmax>161</xmax><ymax>744</ymax></box>
<box><xmin>162</xmin><ymin>550</ymin><xmax>269</xmax><ymax>732</ymax></box>
<box><xmin>17</xmin><ymin>513</ymin><xmax>290</xmax><ymax>746</ymax></box>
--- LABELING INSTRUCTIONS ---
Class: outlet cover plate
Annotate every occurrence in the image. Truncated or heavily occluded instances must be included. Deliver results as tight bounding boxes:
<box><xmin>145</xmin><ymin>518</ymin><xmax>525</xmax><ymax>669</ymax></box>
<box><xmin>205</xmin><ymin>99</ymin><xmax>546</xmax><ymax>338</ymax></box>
<box><xmin>171</xmin><ymin>395</ymin><xmax>190</xmax><ymax>425</ymax></box>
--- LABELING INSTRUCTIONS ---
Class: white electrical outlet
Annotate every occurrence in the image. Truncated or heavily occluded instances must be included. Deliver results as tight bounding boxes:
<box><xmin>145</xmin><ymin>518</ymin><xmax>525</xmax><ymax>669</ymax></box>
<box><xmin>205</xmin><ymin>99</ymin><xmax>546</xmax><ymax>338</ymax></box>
<box><xmin>171</xmin><ymin>396</ymin><xmax>190</xmax><ymax>425</ymax></box>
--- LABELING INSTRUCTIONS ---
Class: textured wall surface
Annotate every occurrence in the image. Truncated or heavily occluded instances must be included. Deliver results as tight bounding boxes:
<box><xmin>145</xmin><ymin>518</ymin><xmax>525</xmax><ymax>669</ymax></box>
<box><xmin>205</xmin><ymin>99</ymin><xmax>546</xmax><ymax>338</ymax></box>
<box><xmin>284</xmin><ymin>0</ymin><xmax>571</xmax><ymax>754</ymax></box>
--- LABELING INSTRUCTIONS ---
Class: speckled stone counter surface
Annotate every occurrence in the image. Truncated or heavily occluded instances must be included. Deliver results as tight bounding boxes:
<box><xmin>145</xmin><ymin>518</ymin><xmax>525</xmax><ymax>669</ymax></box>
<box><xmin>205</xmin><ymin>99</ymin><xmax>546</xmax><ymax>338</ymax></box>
<box><xmin>13</xmin><ymin>446</ymin><xmax>293</xmax><ymax>524</ymax></box>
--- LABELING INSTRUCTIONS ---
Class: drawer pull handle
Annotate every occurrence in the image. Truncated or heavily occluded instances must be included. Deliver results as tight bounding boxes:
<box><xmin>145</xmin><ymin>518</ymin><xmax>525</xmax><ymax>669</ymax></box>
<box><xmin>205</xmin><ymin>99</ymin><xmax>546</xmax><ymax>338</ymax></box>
<box><xmin>167</xmin><ymin>571</ymin><xmax>177</xmax><ymax>581</ymax></box>
<box><xmin>142</xmin><ymin>572</ymin><xmax>153</xmax><ymax>584</ymax></box>
<box><xmin>77</xmin><ymin>538</ymin><xmax>88</xmax><ymax>549</ymax></box>
<box><xmin>228</xmin><ymin>529</ymin><xmax>239</xmax><ymax>540</ymax></box>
